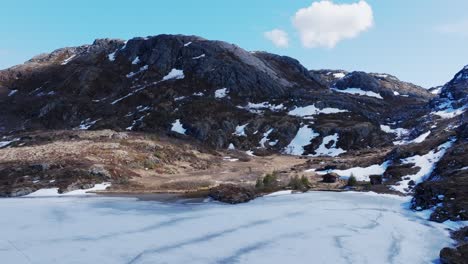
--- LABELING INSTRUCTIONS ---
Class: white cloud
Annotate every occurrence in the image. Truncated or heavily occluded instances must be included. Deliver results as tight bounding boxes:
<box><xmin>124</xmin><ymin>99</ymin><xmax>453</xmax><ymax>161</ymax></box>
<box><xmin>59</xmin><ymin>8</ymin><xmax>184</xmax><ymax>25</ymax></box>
<box><xmin>292</xmin><ymin>0</ymin><xmax>374</xmax><ymax>48</ymax></box>
<box><xmin>435</xmin><ymin>19</ymin><xmax>468</xmax><ymax>37</ymax></box>
<box><xmin>264</xmin><ymin>29</ymin><xmax>289</xmax><ymax>48</ymax></box>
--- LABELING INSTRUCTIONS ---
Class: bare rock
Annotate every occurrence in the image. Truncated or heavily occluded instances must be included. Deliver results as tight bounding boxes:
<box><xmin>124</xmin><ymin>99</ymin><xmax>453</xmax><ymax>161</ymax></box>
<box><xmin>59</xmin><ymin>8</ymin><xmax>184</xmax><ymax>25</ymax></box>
<box><xmin>209</xmin><ymin>184</ymin><xmax>257</xmax><ymax>204</ymax></box>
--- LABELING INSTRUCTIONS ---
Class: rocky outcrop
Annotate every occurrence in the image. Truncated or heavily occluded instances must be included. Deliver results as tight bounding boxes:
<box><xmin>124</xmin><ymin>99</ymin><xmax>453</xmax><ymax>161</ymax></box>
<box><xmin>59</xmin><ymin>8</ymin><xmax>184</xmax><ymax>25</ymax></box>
<box><xmin>209</xmin><ymin>184</ymin><xmax>257</xmax><ymax>204</ymax></box>
<box><xmin>440</xmin><ymin>244</ymin><xmax>468</xmax><ymax>264</ymax></box>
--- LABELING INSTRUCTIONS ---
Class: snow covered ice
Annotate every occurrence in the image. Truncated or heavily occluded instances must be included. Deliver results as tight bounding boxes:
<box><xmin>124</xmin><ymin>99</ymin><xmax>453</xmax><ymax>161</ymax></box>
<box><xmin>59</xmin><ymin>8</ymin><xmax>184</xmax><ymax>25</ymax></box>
<box><xmin>0</xmin><ymin>192</ymin><xmax>455</xmax><ymax>264</ymax></box>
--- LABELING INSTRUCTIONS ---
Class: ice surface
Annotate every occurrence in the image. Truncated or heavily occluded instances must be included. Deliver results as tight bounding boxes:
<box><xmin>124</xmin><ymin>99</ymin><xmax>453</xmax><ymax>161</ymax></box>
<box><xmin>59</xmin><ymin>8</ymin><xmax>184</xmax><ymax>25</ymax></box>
<box><xmin>332</xmin><ymin>88</ymin><xmax>383</xmax><ymax>99</ymax></box>
<box><xmin>0</xmin><ymin>192</ymin><xmax>454</xmax><ymax>264</ymax></box>
<box><xmin>171</xmin><ymin>119</ymin><xmax>186</xmax><ymax>135</ymax></box>
<box><xmin>285</xmin><ymin>125</ymin><xmax>319</xmax><ymax>155</ymax></box>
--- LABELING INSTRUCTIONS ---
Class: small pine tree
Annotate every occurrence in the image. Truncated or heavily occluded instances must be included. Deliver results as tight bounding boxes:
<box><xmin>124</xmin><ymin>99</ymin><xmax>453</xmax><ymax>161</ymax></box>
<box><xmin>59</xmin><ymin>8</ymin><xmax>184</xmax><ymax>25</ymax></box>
<box><xmin>255</xmin><ymin>177</ymin><xmax>264</xmax><ymax>189</ymax></box>
<box><xmin>288</xmin><ymin>176</ymin><xmax>302</xmax><ymax>190</ymax></box>
<box><xmin>263</xmin><ymin>172</ymin><xmax>278</xmax><ymax>188</ymax></box>
<box><xmin>300</xmin><ymin>175</ymin><xmax>310</xmax><ymax>188</ymax></box>
<box><xmin>347</xmin><ymin>174</ymin><xmax>357</xmax><ymax>186</ymax></box>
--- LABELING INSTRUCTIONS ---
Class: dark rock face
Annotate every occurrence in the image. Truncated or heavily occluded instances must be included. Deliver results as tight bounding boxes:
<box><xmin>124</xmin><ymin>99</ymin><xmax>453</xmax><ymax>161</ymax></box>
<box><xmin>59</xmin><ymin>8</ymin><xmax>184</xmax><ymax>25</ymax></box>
<box><xmin>322</xmin><ymin>173</ymin><xmax>339</xmax><ymax>183</ymax></box>
<box><xmin>0</xmin><ymin>34</ymin><xmax>435</xmax><ymax>155</ymax></box>
<box><xmin>440</xmin><ymin>244</ymin><xmax>468</xmax><ymax>264</ymax></box>
<box><xmin>369</xmin><ymin>175</ymin><xmax>383</xmax><ymax>185</ymax></box>
<box><xmin>209</xmin><ymin>184</ymin><xmax>257</xmax><ymax>204</ymax></box>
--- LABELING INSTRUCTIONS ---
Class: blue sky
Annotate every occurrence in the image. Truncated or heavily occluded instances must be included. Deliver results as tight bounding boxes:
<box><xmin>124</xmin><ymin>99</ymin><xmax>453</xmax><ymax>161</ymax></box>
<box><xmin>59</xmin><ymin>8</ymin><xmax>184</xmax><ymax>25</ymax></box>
<box><xmin>1</xmin><ymin>0</ymin><xmax>467</xmax><ymax>87</ymax></box>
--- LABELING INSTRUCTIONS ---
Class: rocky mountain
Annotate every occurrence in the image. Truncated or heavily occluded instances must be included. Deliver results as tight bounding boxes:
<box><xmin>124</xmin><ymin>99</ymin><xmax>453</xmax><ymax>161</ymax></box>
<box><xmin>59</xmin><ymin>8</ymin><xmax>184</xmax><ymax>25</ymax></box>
<box><xmin>0</xmin><ymin>35</ymin><xmax>466</xmax><ymax>222</ymax></box>
<box><xmin>0</xmin><ymin>34</ymin><xmax>438</xmax><ymax>155</ymax></box>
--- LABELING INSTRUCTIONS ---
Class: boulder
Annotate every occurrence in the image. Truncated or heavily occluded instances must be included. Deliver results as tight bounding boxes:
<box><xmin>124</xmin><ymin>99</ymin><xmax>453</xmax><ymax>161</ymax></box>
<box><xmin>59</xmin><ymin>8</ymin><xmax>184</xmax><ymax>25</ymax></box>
<box><xmin>322</xmin><ymin>173</ymin><xmax>339</xmax><ymax>183</ymax></box>
<box><xmin>369</xmin><ymin>175</ymin><xmax>383</xmax><ymax>185</ymax></box>
<box><xmin>440</xmin><ymin>244</ymin><xmax>468</xmax><ymax>264</ymax></box>
<box><xmin>209</xmin><ymin>184</ymin><xmax>257</xmax><ymax>204</ymax></box>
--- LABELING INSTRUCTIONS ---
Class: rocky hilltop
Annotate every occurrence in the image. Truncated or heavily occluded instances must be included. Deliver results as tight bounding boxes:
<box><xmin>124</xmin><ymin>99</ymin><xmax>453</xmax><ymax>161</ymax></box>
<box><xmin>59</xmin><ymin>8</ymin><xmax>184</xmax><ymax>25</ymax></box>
<box><xmin>0</xmin><ymin>35</ymin><xmax>436</xmax><ymax>153</ymax></box>
<box><xmin>0</xmin><ymin>35</ymin><xmax>466</xmax><ymax>229</ymax></box>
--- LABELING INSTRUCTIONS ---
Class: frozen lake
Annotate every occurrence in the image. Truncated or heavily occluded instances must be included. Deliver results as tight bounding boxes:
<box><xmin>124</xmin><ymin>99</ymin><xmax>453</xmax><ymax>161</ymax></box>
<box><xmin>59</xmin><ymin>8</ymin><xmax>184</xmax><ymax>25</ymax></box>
<box><xmin>0</xmin><ymin>191</ymin><xmax>456</xmax><ymax>264</ymax></box>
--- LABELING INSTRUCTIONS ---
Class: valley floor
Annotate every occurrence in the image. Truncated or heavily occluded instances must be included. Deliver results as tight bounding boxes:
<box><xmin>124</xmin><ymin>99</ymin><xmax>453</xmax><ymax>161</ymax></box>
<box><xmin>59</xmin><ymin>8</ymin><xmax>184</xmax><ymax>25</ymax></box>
<box><xmin>0</xmin><ymin>191</ymin><xmax>457</xmax><ymax>264</ymax></box>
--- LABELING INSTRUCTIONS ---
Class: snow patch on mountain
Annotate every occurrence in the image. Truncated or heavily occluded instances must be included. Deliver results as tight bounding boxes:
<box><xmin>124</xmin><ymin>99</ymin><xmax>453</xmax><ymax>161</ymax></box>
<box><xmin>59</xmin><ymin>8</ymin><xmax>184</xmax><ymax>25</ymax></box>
<box><xmin>317</xmin><ymin>161</ymin><xmax>391</xmax><ymax>181</ymax></box>
<box><xmin>77</xmin><ymin>118</ymin><xmax>100</xmax><ymax>130</ymax></box>
<box><xmin>333</xmin><ymin>72</ymin><xmax>345</xmax><ymax>79</ymax></box>
<box><xmin>108</xmin><ymin>50</ymin><xmax>117</xmax><ymax>61</ymax></box>
<box><xmin>259</xmin><ymin>129</ymin><xmax>276</xmax><ymax>148</ymax></box>
<box><xmin>240</xmin><ymin>102</ymin><xmax>285</xmax><ymax>114</ymax></box>
<box><xmin>380</xmin><ymin>125</ymin><xmax>409</xmax><ymax>138</ymax></box>
<box><xmin>312</xmin><ymin>133</ymin><xmax>346</xmax><ymax>157</ymax></box>
<box><xmin>391</xmin><ymin>139</ymin><xmax>455</xmax><ymax>193</ymax></box>
<box><xmin>214</xmin><ymin>88</ymin><xmax>228</xmax><ymax>98</ymax></box>
<box><xmin>162</xmin><ymin>69</ymin><xmax>184</xmax><ymax>81</ymax></box>
<box><xmin>0</xmin><ymin>139</ymin><xmax>19</xmax><ymax>148</ymax></box>
<box><xmin>285</xmin><ymin>125</ymin><xmax>319</xmax><ymax>155</ymax></box>
<box><xmin>432</xmin><ymin>105</ymin><xmax>466</xmax><ymax>119</ymax></box>
<box><xmin>8</xmin><ymin>90</ymin><xmax>17</xmax><ymax>97</ymax></box>
<box><xmin>61</xmin><ymin>54</ymin><xmax>76</xmax><ymax>65</ymax></box>
<box><xmin>131</xmin><ymin>57</ymin><xmax>140</xmax><ymax>65</ymax></box>
<box><xmin>192</xmin><ymin>54</ymin><xmax>205</xmax><ymax>60</ymax></box>
<box><xmin>126</xmin><ymin>65</ymin><xmax>149</xmax><ymax>78</ymax></box>
<box><xmin>288</xmin><ymin>105</ymin><xmax>348</xmax><ymax>118</ymax></box>
<box><xmin>332</xmin><ymin>88</ymin><xmax>383</xmax><ymax>99</ymax></box>
<box><xmin>233</xmin><ymin>124</ymin><xmax>248</xmax><ymax>137</ymax></box>
<box><xmin>171</xmin><ymin>119</ymin><xmax>187</xmax><ymax>135</ymax></box>
<box><xmin>394</xmin><ymin>131</ymin><xmax>431</xmax><ymax>145</ymax></box>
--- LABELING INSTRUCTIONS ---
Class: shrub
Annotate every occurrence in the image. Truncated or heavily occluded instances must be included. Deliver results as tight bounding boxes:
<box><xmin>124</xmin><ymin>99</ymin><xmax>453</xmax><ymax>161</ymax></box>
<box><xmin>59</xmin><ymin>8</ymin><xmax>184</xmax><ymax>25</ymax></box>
<box><xmin>288</xmin><ymin>176</ymin><xmax>302</xmax><ymax>190</ymax></box>
<box><xmin>300</xmin><ymin>175</ymin><xmax>310</xmax><ymax>187</ymax></box>
<box><xmin>288</xmin><ymin>175</ymin><xmax>311</xmax><ymax>191</ymax></box>
<box><xmin>347</xmin><ymin>174</ymin><xmax>357</xmax><ymax>186</ymax></box>
<box><xmin>263</xmin><ymin>172</ymin><xmax>278</xmax><ymax>188</ymax></box>
<box><xmin>255</xmin><ymin>177</ymin><xmax>264</xmax><ymax>189</ymax></box>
